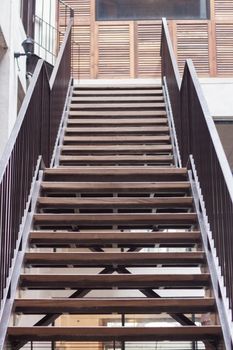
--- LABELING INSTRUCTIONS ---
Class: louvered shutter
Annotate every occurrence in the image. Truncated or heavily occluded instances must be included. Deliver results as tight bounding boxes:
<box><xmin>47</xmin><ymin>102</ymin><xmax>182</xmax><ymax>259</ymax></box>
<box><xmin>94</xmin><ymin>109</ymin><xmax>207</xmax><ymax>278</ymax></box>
<box><xmin>214</xmin><ymin>0</ymin><xmax>233</xmax><ymax>19</ymax></box>
<box><xmin>59</xmin><ymin>0</ymin><xmax>233</xmax><ymax>78</ymax></box>
<box><xmin>136</xmin><ymin>22</ymin><xmax>161</xmax><ymax>77</ymax></box>
<box><xmin>214</xmin><ymin>0</ymin><xmax>233</xmax><ymax>75</ymax></box>
<box><xmin>72</xmin><ymin>26</ymin><xmax>91</xmax><ymax>79</ymax></box>
<box><xmin>176</xmin><ymin>22</ymin><xmax>210</xmax><ymax>75</ymax></box>
<box><xmin>216</xmin><ymin>23</ymin><xmax>233</xmax><ymax>75</ymax></box>
<box><xmin>97</xmin><ymin>24</ymin><xmax>131</xmax><ymax>78</ymax></box>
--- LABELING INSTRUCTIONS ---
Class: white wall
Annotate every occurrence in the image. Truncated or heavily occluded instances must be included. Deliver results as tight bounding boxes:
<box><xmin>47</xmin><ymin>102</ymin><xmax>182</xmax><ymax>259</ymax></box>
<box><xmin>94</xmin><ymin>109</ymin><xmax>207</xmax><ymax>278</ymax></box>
<box><xmin>200</xmin><ymin>78</ymin><xmax>233</xmax><ymax>168</ymax></box>
<box><xmin>0</xmin><ymin>0</ymin><xmax>27</xmax><ymax>157</ymax></box>
<box><xmin>200</xmin><ymin>78</ymin><xmax>233</xmax><ymax>120</ymax></box>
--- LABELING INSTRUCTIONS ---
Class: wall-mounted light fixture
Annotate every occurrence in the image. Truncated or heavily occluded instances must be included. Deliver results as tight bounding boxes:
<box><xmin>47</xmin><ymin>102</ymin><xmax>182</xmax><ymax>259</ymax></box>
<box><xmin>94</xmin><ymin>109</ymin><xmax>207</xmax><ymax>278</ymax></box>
<box><xmin>14</xmin><ymin>37</ymin><xmax>34</xmax><ymax>58</ymax></box>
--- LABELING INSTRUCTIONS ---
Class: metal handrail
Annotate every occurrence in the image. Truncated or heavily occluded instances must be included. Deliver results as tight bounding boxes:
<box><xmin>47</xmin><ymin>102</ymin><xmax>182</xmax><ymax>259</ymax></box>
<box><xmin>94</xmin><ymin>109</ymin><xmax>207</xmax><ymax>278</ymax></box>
<box><xmin>161</xmin><ymin>18</ymin><xmax>233</xmax><ymax>349</ymax></box>
<box><xmin>181</xmin><ymin>61</ymin><xmax>233</xmax><ymax>346</ymax></box>
<box><xmin>0</xmin><ymin>17</ymin><xmax>73</xmax><ymax>348</ymax></box>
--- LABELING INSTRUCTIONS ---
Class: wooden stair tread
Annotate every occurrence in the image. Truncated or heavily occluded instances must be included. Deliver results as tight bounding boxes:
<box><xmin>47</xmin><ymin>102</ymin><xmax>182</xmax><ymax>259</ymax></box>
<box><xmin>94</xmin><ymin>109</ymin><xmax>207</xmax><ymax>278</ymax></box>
<box><xmin>25</xmin><ymin>252</ymin><xmax>205</xmax><ymax>266</ymax></box>
<box><xmin>72</xmin><ymin>84</ymin><xmax>162</xmax><ymax>89</ymax></box>
<box><xmin>72</xmin><ymin>90</ymin><xmax>163</xmax><ymax>96</ymax></box>
<box><xmin>69</xmin><ymin>110</ymin><xmax>166</xmax><ymax>117</ymax></box>
<box><xmin>65</xmin><ymin>126</ymin><xmax>170</xmax><ymax>134</ymax></box>
<box><xmin>33</xmin><ymin>213</ymin><xmax>197</xmax><ymax>225</ymax></box>
<box><xmin>41</xmin><ymin>181</ymin><xmax>190</xmax><ymax>193</ymax></box>
<box><xmin>29</xmin><ymin>230</ymin><xmax>201</xmax><ymax>245</ymax></box>
<box><xmin>37</xmin><ymin>196</ymin><xmax>193</xmax><ymax>209</ymax></box>
<box><xmin>44</xmin><ymin>168</ymin><xmax>187</xmax><ymax>182</ymax></box>
<box><xmin>71</xmin><ymin>96</ymin><xmax>165</xmax><ymax>102</ymax></box>
<box><xmin>63</xmin><ymin>135</ymin><xmax>171</xmax><ymax>144</ymax></box>
<box><xmin>61</xmin><ymin>145</ymin><xmax>172</xmax><ymax>152</ymax></box>
<box><xmin>70</xmin><ymin>102</ymin><xmax>166</xmax><ymax>109</ymax></box>
<box><xmin>67</xmin><ymin>118</ymin><xmax>168</xmax><ymax>125</ymax></box>
<box><xmin>14</xmin><ymin>298</ymin><xmax>215</xmax><ymax>314</ymax></box>
<box><xmin>44</xmin><ymin>167</ymin><xmax>187</xmax><ymax>176</ymax></box>
<box><xmin>59</xmin><ymin>156</ymin><xmax>173</xmax><ymax>161</ymax></box>
<box><xmin>20</xmin><ymin>273</ymin><xmax>210</xmax><ymax>289</ymax></box>
<box><xmin>8</xmin><ymin>326</ymin><xmax>222</xmax><ymax>342</ymax></box>
<box><xmin>59</xmin><ymin>155</ymin><xmax>173</xmax><ymax>164</ymax></box>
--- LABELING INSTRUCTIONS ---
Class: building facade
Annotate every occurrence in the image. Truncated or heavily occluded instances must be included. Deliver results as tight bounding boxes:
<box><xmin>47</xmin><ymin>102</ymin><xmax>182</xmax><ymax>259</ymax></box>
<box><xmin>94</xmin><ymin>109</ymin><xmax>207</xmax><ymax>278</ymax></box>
<box><xmin>59</xmin><ymin>0</ymin><xmax>233</xmax><ymax>79</ymax></box>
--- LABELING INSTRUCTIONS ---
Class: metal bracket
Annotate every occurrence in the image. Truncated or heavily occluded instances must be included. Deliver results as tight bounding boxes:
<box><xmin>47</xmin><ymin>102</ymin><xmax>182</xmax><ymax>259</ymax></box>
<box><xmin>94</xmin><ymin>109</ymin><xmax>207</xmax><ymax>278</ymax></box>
<box><xmin>188</xmin><ymin>154</ymin><xmax>233</xmax><ymax>350</ymax></box>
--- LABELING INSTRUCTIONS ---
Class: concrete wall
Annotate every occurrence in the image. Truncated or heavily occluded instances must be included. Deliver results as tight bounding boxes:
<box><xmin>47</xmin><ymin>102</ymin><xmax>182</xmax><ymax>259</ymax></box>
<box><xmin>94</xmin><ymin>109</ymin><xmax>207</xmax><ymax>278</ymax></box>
<box><xmin>0</xmin><ymin>0</ymin><xmax>27</xmax><ymax>157</ymax></box>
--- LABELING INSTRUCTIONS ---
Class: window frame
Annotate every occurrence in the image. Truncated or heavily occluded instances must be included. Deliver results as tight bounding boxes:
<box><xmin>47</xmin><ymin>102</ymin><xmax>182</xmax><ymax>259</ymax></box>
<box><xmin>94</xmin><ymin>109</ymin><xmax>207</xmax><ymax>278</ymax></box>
<box><xmin>96</xmin><ymin>0</ymin><xmax>210</xmax><ymax>21</ymax></box>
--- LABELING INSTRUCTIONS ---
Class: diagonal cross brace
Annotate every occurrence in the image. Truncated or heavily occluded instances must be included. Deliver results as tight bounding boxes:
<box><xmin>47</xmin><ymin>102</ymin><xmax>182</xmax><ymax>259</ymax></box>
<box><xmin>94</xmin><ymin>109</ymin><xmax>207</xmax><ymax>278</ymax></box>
<box><xmin>13</xmin><ymin>248</ymin><xmax>217</xmax><ymax>350</ymax></box>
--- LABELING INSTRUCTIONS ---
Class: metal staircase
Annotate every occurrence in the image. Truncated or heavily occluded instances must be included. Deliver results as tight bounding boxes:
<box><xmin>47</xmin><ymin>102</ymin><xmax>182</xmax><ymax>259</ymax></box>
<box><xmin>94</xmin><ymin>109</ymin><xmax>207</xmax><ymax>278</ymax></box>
<box><xmin>7</xmin><ymin>84</ymin><xmax>223</xmax><ymax>350</ymax></box>
<box><xmin>0</xmin><ymin>16</ymin><xmax>232</xmax><ymax>350</ymax></box>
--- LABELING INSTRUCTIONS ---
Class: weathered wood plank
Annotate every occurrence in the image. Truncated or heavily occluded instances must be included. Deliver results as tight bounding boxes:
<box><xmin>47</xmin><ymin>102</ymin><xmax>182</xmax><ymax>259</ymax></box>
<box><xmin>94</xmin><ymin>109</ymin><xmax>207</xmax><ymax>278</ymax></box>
<box><xmin>29</xmin><ymin>230</ymin><xmax>201</xmax><ymax>246</ymax></box>
<box><xmin>65</xmin><ymin>126</ymin><xmax>170</xmax><ymax>134</ymax></box>
<box><xmin>72</xmin><ymin>90</ymin><xmax>163</xmax><ymax>96</ymax></box>
<box><xmin>67</xmin><ymin>118</ymin><xmax>168</xmax><ymax>125</ymax></box>
<box><xmin>59</xmin><ymin>155</ymin><xmax>173</xmax><ymax>164</ymax></box>
<box><xmin>20</xmin><ymin>273</ymin><xmax>210</xmax><ymax>289</ymax></box>
<box><xmin>37</xmin><ymin>196</ymin><xmax>193</xmax><ymax>209</ymax></box>
<box><xmin>69</xmin><ymin>102</ymin><xmax>166</xmax><ymax>109</ymax></box>
<box><xmin>73</xmin><ymin>85</ymin><xmax>162</xmax><ymax>90</ymax></box>
<box><xmin>69</xmin><ymin>110</ymin><xmax>166</xmax><ymax>117</ymax></box>
<box><xmin>63</xmin><ymin>135</ymin><xmax>170</xmax><ymax>144</ymax></box>
<box><xmin>8</xmin><ymin>326</ymin><xmax>222</xmax><ymax>342</ymax></box>
<box><xmin>61</xmin><ymin>145</ymin><xmax>172</xmax><ymax>153</ymax></box>
<box><xmin>44</xmin><ymin>167</ymin><xmax>187</xmax><ymax>176</ymax></box>
<box><xmin>41</xmin><ymin>181</ymin><xmax>190</xmax><ymax>193</ymax></box>
<box><xmin>24</xmin><ymin>252</ymin><xmax>205</xmax><ymax>266</ymax></box>
<box><xmin>33</xmin><ymin>213</ymin><xmax>197</xmax><ymax>226</ymax></box>
<box><xmin>71</xmin><ymin>96</ymin><xmax>164</xmax><ymax>102</ymax></box>
<box><xmin>14</xmin><ymin>297</ymin><xmax>215</xmax><ymax>314</ymax></box>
